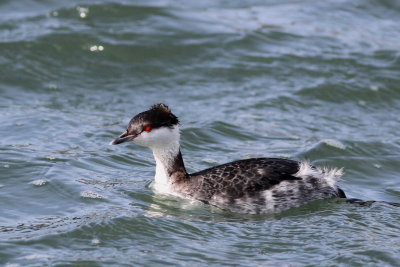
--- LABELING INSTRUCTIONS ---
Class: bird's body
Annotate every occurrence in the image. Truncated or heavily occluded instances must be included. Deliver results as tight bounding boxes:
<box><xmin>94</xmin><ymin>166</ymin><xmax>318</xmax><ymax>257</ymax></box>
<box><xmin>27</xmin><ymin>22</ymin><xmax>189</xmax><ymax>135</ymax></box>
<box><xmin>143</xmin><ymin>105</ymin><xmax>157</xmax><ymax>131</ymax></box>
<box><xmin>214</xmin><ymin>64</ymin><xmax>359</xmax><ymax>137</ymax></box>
<box><xmin>110</xmin><ymin>104</ymin><xmax>346</xmax><ymax>214</ymax></box>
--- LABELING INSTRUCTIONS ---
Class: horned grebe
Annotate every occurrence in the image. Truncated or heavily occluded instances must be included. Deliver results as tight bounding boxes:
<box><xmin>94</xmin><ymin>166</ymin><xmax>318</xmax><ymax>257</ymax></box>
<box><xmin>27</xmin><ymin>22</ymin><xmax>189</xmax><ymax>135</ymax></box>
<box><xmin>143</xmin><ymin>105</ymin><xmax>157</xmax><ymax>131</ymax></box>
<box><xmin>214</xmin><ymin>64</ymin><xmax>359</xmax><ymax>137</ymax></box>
<box><xmin>110</xmin><ymin>104</ymin><xmax>346</xmax><ymax>214</ymax></box>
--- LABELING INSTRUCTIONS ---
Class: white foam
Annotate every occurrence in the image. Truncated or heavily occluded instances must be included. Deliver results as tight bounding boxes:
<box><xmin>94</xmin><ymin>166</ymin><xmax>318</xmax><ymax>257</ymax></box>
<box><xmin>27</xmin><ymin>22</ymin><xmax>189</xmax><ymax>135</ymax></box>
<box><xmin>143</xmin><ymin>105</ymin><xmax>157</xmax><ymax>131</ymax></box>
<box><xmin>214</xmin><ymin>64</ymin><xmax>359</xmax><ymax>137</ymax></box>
<box><xmin>30</xmin><ymin>179</ymin><xmax>49</xmax><ymax>186</ymax></box>
<box><xmin>80</xmin><ymin>191</ymin><xmax>106</xmax><ymax>199</ymax></box>
<box><xmin>77</xmin><ymin>6</ymin><xmax>88</xmax><ymax>18</ymax></box>
<box><xmin>90</xmin><ymin>45</ymin><xmax>104</xmax><ymax>52</ymax></box>
<box><xmin>91</xmin><ymin>238</ymin><xmax>101</xmax><ymax>245</ymax></box>
<box><xmin>370</xmin><ymin>85</ymin><xmax>379</xmax><ymax>91</ymax></box>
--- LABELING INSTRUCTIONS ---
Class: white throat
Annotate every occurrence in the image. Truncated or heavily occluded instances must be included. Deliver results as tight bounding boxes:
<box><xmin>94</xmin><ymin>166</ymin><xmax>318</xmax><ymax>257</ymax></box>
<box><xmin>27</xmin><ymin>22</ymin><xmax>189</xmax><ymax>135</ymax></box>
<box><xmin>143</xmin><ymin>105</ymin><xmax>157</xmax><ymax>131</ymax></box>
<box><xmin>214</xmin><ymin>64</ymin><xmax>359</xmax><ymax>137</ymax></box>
<box><xmin>153</xmin><ymin>143</ymin><xmax>180</xmax><ymax>189</ymax></box>
<box><xmin>135</xmin><ymin>126</ymin><xmax>181</xmax><ymax>193</ymax></box>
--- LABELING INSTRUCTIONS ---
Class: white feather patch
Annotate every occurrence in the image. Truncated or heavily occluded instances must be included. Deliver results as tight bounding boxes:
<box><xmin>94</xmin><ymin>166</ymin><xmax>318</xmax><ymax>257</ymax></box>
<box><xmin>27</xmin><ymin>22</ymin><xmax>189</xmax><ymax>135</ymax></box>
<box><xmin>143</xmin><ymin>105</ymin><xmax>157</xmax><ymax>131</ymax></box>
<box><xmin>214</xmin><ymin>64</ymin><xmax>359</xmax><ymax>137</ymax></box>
<box><xmin>294</xmin><ymin>161</ymin><xmax>343</xmax><ymax>188</ymax></box>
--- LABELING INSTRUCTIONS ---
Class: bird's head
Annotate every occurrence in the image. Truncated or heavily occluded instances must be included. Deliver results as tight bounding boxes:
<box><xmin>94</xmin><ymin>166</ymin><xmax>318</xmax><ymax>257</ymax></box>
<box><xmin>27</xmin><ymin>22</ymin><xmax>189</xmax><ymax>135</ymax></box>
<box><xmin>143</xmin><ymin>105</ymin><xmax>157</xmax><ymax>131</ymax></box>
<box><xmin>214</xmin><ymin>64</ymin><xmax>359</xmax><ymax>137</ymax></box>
<box><xmin>110</xmin><ymin>103</ymin><xmax>180</xmax><ymax>149</ymax></box>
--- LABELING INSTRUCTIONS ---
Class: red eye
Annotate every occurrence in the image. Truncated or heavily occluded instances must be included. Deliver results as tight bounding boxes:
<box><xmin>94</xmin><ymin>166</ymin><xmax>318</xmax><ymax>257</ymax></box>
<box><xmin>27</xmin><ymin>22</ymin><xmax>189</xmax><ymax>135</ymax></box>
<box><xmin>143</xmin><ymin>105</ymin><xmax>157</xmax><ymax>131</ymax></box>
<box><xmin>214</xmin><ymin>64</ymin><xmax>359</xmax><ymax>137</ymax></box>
<box><xmin>143</xmin><ymin>125</ymin><xmax>152</xmax><ymax>132</ymax></box>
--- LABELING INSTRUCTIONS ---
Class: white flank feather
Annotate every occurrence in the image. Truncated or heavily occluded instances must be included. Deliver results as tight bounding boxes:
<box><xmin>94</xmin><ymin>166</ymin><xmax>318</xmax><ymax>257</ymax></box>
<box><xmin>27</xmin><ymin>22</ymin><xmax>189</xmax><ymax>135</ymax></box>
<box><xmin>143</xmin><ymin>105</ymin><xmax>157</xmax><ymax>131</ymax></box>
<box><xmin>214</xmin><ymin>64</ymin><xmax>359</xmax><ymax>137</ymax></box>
<box><xmin>294</xmin><ymin>161</ymin><xmax>343</xmax><ymax>188</ymax></box>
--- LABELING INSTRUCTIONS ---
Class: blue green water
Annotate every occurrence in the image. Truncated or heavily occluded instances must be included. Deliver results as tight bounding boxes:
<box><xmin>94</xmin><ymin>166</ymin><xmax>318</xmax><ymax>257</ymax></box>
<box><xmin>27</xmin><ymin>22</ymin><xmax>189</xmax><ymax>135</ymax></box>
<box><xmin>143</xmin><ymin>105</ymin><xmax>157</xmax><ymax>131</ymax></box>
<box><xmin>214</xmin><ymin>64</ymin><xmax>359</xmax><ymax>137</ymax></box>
<box><xmin>1</xmin><ymin>0</ymin><xmax>400</xmax><ymax>266</ymax></box>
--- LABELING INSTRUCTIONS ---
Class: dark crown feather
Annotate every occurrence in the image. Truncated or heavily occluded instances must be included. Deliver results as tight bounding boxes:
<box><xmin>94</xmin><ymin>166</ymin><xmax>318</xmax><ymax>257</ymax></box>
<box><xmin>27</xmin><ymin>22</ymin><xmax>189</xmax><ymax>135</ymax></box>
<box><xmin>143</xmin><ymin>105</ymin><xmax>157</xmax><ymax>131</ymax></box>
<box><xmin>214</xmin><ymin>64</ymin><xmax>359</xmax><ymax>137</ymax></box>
<box><xmin>151</xmin><ymin>103</ymin><xmax>171</xmax><ymax>113</ymax></box>
<box><xmin>147</xmin><ymin>103</ymin><xmax>179</xmax><ymax>126</ymax></box>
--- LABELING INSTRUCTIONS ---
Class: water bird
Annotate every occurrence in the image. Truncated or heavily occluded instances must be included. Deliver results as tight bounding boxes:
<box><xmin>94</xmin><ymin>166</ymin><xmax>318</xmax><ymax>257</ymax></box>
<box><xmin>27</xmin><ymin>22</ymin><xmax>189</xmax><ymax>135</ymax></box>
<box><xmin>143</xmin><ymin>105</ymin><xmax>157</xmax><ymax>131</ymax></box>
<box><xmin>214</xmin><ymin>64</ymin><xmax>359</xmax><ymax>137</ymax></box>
<box><xmin>110</xmin><ymin>103</ymin><xmax>346</xmax><ymax>214</ymax></box>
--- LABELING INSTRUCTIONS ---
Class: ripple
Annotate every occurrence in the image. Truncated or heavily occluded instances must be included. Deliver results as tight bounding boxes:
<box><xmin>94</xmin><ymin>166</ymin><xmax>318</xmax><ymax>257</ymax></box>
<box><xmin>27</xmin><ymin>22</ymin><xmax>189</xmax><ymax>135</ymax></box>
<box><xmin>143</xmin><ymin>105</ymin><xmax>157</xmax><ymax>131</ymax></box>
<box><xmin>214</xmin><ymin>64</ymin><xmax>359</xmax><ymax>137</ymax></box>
<box><xmin>25</xmin><ymin>254</ymin><xmax>55</xmax><ymax>260</ymax></box>
<box><xmin>321</xmin><ymin>139</ymin><xmax>346</xmax><ymax>150</ymax></box>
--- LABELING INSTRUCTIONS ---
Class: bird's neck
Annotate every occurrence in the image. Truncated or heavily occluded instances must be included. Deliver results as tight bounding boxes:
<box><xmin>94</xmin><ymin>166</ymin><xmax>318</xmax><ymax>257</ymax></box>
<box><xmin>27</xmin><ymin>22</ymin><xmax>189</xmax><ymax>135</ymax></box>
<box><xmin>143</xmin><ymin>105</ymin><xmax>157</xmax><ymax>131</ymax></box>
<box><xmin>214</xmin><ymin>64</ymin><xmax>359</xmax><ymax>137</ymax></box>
<box><xmin>152</xmin><ymin>142</ymin><xmax>188</xmax><ymax>192</ymax></box>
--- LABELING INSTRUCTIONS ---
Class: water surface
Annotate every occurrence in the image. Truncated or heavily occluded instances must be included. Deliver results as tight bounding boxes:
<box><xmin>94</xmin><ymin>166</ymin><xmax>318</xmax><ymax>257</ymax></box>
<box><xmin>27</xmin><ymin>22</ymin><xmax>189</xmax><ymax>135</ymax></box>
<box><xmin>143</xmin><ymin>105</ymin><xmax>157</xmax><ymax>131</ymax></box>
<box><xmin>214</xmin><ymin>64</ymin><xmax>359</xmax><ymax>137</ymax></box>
<box><xmin>1</xmin><ymin>0</ymin><xmax>400</xmax><ymax>266</ymax></box>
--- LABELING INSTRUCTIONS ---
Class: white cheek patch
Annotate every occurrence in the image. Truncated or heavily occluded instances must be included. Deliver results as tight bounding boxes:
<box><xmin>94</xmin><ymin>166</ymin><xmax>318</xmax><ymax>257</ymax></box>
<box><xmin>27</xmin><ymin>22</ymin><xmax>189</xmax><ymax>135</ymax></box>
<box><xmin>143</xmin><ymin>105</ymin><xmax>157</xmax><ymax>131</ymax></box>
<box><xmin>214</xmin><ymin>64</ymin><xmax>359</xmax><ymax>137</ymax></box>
<box><xmin>133</xmin><ymin>126</ymin><xmax>180</xmax><ymax>149</ymax></box>
<box><xmin>132</xmin><ymin>132</ymin><xmax>151</xmax><ymax>147</ymax></box>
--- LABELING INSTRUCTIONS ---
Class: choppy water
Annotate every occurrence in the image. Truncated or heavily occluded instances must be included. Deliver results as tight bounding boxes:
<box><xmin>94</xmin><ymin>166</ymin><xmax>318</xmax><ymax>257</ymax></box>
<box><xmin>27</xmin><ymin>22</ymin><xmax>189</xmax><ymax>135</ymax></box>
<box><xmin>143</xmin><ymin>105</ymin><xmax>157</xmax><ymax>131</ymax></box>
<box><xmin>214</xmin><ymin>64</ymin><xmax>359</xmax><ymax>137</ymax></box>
<box><xmin>1</xmin><ymin>0</ymin><xmax>400</xmax><ymax>266</ymax></box>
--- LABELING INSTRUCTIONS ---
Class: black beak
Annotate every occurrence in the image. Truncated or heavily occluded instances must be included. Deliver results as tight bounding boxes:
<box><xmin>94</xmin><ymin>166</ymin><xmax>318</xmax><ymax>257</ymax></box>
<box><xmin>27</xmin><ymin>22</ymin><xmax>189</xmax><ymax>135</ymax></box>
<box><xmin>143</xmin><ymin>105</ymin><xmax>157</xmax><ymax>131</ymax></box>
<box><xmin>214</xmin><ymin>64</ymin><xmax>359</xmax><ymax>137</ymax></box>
<box><xmin>109</xmin><ymin>131</ymin><xmax>136</xmax><ymax>145</ymax></box>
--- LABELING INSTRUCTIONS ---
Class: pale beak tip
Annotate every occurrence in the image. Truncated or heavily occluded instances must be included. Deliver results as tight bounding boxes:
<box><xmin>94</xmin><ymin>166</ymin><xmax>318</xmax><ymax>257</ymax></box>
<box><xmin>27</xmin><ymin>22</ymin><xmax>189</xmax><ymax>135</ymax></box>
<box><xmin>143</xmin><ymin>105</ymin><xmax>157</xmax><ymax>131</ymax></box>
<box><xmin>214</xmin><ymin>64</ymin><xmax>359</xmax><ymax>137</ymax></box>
<box><xmin>109</xmin><ymin>140</ymin><xmax>117</xmax><ymax>145</ymax></box>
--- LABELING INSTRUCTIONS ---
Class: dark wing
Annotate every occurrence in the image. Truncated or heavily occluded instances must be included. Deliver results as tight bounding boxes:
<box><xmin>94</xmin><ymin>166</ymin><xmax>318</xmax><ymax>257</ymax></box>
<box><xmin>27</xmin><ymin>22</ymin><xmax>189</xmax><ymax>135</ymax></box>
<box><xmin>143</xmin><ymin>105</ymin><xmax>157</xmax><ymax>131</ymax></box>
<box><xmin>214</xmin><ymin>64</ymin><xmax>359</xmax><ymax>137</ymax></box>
<box><xmin>189</xmin><ymin>158</ymin><xmax>301</xmax><ymax>200</ymax></box>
